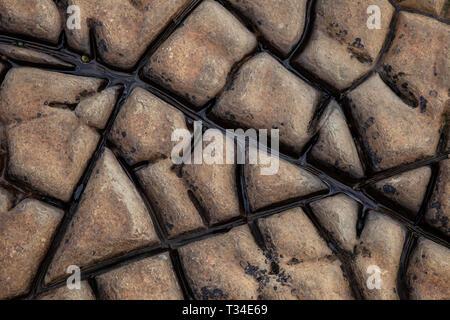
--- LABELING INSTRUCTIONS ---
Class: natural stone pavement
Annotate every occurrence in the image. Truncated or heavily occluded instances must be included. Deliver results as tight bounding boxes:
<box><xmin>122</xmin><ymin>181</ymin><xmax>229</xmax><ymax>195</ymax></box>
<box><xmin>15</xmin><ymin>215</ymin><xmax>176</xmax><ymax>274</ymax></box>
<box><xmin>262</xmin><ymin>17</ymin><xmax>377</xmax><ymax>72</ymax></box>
<box><xmin>0</xmin><ymin>0</ymin><xmax>448</xmax><ymax>300</ymax></box>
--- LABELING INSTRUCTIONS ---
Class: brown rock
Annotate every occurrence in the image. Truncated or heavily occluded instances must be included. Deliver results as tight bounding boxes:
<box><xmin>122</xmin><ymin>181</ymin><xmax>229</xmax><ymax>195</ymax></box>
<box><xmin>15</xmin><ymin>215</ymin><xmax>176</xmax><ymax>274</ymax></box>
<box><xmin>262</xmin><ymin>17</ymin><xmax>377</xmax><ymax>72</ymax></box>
<box><xmin>310</xmin><ymin>194</ymin><xmax>359</xmax><ymax>252</ymax></box>
<box><xmin>75</xmin><ymin>85</ymin><xmax>121</xmax><ymax>129</ymax></box>
<box><xmin>0</xmin><ymin>198</ymin><xmax>63</xmax><ymax>299</ymax></box>
<box><xmin>425</xmin><ymin>159</ymin><xmax>450</xmax><ymax>235</ymax></box>
<box><xmin>212</xmin><ymin>53</ymin><xmax>322</xmax><ymax>154</ymax></box>
<box><xmin>137</xmin><ymin>159</ymin><xmax>206</xmax><ymax>238</ymax></box>
<box><xmin>45</xmin><ymin>149</ymin><xmax>158</xmax><ymax>284</ymax></box>
<box><xmin>228</xmin><ymin>0</ymin><xmax>308</xmax><ymax>55</ymax></box>
<box><xmin>381</xmin><ymin>12</ymin><xmax>449</xmax><ymax>120</ymax></box>
<box><xmin>406</xmin><ymin>238</ymin><xmax>450</xmax><ymax>300</ymax></box>
<box><xmin>36</xmin><ymin>281</ymin><xmax>95</xmax><ymax>300</ymax></box>
<box><xmin>245</xmin><ymin>151</ymin><xmax>327</xmax><ymax>211</ymax></box>
<box><xmin>295</xmin><ymin>0</ymin><xmax>394</xmax><ymax>89</ymax></box>
<box><xmin>182</xmin><ymin>132</ymin><xmax>241</xmax><ymax>224</ymax></box>
<box><xmin>0</xmin><ymin>186</ymin><xmax>14</xmax><ymax>213</ymax></box>
<box><xmin>0</xmin><ymin>44</ymin><xmax>73</xmax><ymax>68</ymax></box>
<box><xmin>370</xmin><ymin>167</ymin><xmax>432</xmax><ymax>214</ymax></box>
<box><xmin>311</xmin><ymin>100</ymin><xmax>364</xmax><ymax>179</ymax></box>
<box><xmin>348</xmin><ymin>73</ymin><xmax>442</xmax><ymax>171</ymax></box>
<box><xmin>64</xmin><ymin>0</ymin><xmax>191</xmax><ymax>69</ymax></box>
<box><xmin>353</xmin><ymin>211</ymin><xmax>406</xmax><ymax>300</ymax></box>
<box><xmin>393</xmin><ymin>0</ymin><xmax>447</xmax><ymax>15</ymax></box>
<box><xmin>96</xmin><ymin>253</ymin><xmax>183</xmax><ymax>300</ymax></box>
<box><xmin>144</xmin><ymin>0</ymin><xmax>257</xmax><ymax>107</ymax></box>
<box><xmin>0</xmin><ymin>0</ymin><xmax>62</xmax><ymax>43</ymax></box>
<box><xmin>109</xmin><ymin>87</ymin><xmax>189</xmax><ymax>166</ymax></box>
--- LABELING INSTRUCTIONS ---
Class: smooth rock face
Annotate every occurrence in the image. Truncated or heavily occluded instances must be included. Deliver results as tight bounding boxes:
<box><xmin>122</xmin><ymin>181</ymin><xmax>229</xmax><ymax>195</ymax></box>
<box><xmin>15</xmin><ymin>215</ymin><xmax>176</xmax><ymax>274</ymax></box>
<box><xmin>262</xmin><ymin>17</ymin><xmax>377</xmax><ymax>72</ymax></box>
<box><xmin>425</xmin><ymin>159</ymin><xmax>450</xmax><ymax>235</ymax></box>
<box><xmin>45</xmin><ymin>149</ymin><xmax>158</xmax><ymax>284</ymax></box>
<box><xmin>36</xmin><ymin>281</ymin><xmax>95</xmax><ymax>300</ymax></box>
<box><xmin>64</xmin><ymin>0</ymin><xmax>191</xmax><ymax>69</ymax></box>
<box><xmin>0</xmin><ymin>198</ymin><xmax>63</xmax><ymax>299</ymax></box>
<box><xmin>109</xmin><ymin>87</ymin><xmax>189</xmax><ymax>166</ymax></box>
<box><xmin>96</xmin><ymin>254</ymin><xmax>183</xmax><ymax>300</ymax></box>
<box><xmin>381</xmin><ymin>12</ymin><xmax>449</xmax><ymax>121</ymax></box>
<box><xmin>348</xmin><ymin>73</ymin><xmax>442</xmax><ymax>171</ymax></box>
<box><xmin>137</xmin><ymin>159</ymin><xmax>206</xmax><ymax>238</ymax></box>
<box><xmin>0</xmin><ymin>0</ymin><xmax>62</xmax><ymax>43</ymax></box>
<box><xmin>353</xmin><ymin>212</ymin><xmax>406</xmax><ymax>300</ymax></box>
<box><xmin>245</xmin><ymin>153</ymin><xmax>327</xmax><ymax>211</ymax></box>
<box><xmin>0</xmin><ymin>68</ymin><xmax>104</xmax><ymax>201</ymax></box>
<box><xmin>257</xmin><ymin>208</ymin><xmax>354</xmax><ymax>299</ymax></box>
<box><xmin>311</xmin><ymin>100</ymin><xmax>364</xmax><ymax>179</ymax></box>
<box><xmin>213</xmin><ymin>53</ymin><xmax>322</xmax><ymax>154</ymax></box>
<box><xmin>182</xmin><ymin>133</ymin><xmax>241</xmax><ymax>224</ymax></box>
<box><xmin>310</xmin><ymin>194</ymin><xmax>359</xmax><ymax>252</ymax></box>
<box><xmin>0</xmin><ymin>44</ymin><xmax>73</xmax><ymax>68</ymax></box>
<box><xmin>406</xmin><ymin>238</ymin><xmax>450</xmax><ymax>300</ymax></box>
<box><xmin>295</xmin><ymin>0</ymin><xmax>394</xmax><ymax>89</ymax></box>
<box><xmin>228</xmin><ymin>0</ymin><xmax>308</xmax><ymax>55</ymax></box>
<box><xmin>393</xmin><ymin>0</ymin><xmax>447</xmax><ymax>15</ymax></box>
<box><xmin>370</xmin><ymin>167</ymin><xmax>432</xmax><ymax>215</ymax></box>
<box><xmin>144</xmin><ymin>0</ymin><xmax>257</xmax><ymax>107</ymax></box>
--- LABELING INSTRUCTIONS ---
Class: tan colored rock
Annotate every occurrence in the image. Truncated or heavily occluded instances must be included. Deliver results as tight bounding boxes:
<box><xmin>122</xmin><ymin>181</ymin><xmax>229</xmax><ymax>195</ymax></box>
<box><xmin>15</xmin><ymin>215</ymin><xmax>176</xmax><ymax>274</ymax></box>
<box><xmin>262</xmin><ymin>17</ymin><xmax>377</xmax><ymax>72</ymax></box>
<box><xmin>228</xmin><ymin>0</ymin><xmax>308</xmax><ymax>55</ymax></box>
<box><xmin>213</xmin><ymin>53</ymin><xmax>321</xmax><ymax>154</ymax></box>
<box><xmin>348</xmin><ymin>73</ymin><xmax>442</xmax><ymax>171</ymax></box>
<box><xmin>96</xmin><ymin>253</ymin><xmax>183</xmax><ymax>300</ymax></box>
<box><xmin>0</xmin><ymin>186</ymin><xmax>14</xmax><ymax>213</ymax></box>
<box><xmin>245</xmin><ymin>151</ymin><xmax>327</xmax><ymax>211</ymax></box>
<box><xmin>137</xmin><ymin>159</ymin><xmax>205</xmax><ymax>238</ymax></box>
<box><xmin>406</xmin><ymin>238</ymin><xmax>450</xmax><ymax>300</ymax></box>
<box><xmin>64</xmin><ymin>0</ymin><xmax>191</xmax><ymax>69</ymax></box>
<box><xmin>182</xmin><ymin>132</ymin><xmax>241</xmax><ymax>224</ymax></box>
<box><xmin>311</xmin><ymin>100</ymin><xmax>364</xmax><ymax>178</ymax></box>
<box><xmin>45</xmin><ymin>149</ymin><xmax>158</xmax><ymax>284</ymax></box>
<box><xmin>0</xmin><ymin>44</ymin><xmax>73</xmax><ymax>68</ymax></box>
<box><xmin>75</xmin><ymin>85</ymin><xmax>121</xmax><ymax>129</ymax></box>
<box><xmin>144</xmin><ymin>0</ymin><xmax>257</xmax><ymax>107</ymax></box>
<box><xmin>425</xmin><ymin>159</ymin><xmax>449</xmax><ymax>235</ymax></box>
<box><xmin>36</xmin><ymin>281</ymin><xmax>95</xmax><ymax>300</ymax></box>
<box><xmin>0</xmin><ymin>0</ymin><xmax>62</xmax><ymax>43</ymax></box>
<box><xmin>0</xmin><ymin>198</ymin><xmax>63</xmax><ymax>299</ymax></box>
<box><xmin>370</xmin><ymin>167</ymin><xmax>432</xmax><ymax>214</ymax></box>
<box><xmin>310</xmin><ymin>194</ymin><xmax>359</xmax><ymax>252</ymax></box>
<box><xmin>295</xmin><ymin>0</ymin><xmax>394</xmax><ymax>89</ymax></box>
<box><xmin>381</xmin><ymin>12</ymin><xmax>449</xmax><ymax>120</ymax></box>
<box><xmin>109</xmin><ymin>87</ymin><xmax>189</xmax><ymax>166</ymax></box>
<box><xmin>353</xmin><ymin>212</ymin><xmax>406</xmax><ymax>300</ymax></box>
<box><xmin>394</xmin><ymin>0</ymin><xmax>447</xmax><ymax>15</ymax></box>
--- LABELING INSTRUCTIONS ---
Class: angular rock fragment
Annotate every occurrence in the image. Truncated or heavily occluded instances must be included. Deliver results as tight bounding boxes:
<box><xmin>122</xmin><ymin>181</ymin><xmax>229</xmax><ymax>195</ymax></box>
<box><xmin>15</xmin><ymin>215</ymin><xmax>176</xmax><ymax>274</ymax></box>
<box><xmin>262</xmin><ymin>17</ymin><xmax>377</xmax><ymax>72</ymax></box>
<box><xmin>353</xmin><ymin>212</ymin><xmax>406</xmax><ymax>300</ymax></box>
<box><xmin>0</xmin><ymin>68</ymin><xmax>105</xmax><ymax>201</ymax></box>
<box><xmin>348</xmin><ymin>73</ymin><xmax>442</xmax><ymax>171</ymax></box>
<box><xmin>45</xmin><ymin>149</ymin><xmax>158</xmax><ymax>284</ymax></box>
<box><xmin>0</xmin><ymin>0</ymin><xmax>62</xmax><ymax>43</ymax></box>
<box><xmin>212</xmin><ymin>53</ymin><xmax>322</xmax><ymax>154</ymax></box>
<box><xmin>144</xmin><ymin>0</ymin><xmax>257</xmax><ymax>107</ymax></box>
<box><xmin>425</xmin><ymin>159</ymin><xmax>449</xmax><ymax>235</ymax></box>
<box><xmin>245</xmin><ymin>152</ymin><xmax>327</xmax><ymax>211</ymax></box>
<box><xmin>393</xmin><ymin>0</ymin><xmax>447</xmax><ymax>16</ymax></box>
<box><xmin>311</xmin><ymin>100</ymin><xmax>364</xmax><ymax>178</ymax></box>
<box><xmin>0</xmin><ymin>198</ymin><xmax>63</xmax><ymax>299</ymax></box>
<box><xmin>406</xmin><ymin>238</ymin><xmax>450</xmax><ymax>300</ymax></box>
<box><xmin>36</xmin><ymin>281</ymin><xmax>95</xmax><ymax>300</ymax></box>
<box><xmin>109</xmin><ymin>87</ymin><xmax>189</xmax><ymax>165</ymax></box>
<box><xmin>137</xmin><ymin>159</ymin><xmax>206</xmax><ymax>238</ymax></box>
<box><xmin>75</xmin><ymin>85</ymin><xmax>121</xmax><ymax>129</ymax></box>
<box><xmin>64</xmin><ymin>0</ymin><xmax>191</xmax><ymax>69</ymax></box>
<box><xmin>228</xmin><ymin>0</ymin><xmax>308</xmax><ymax>55</ymax></box>
<box><xmin>96</xmin><ymin>254</ymin><xmax>183</xmax><ymax>300</ymax></box>
<box><xmin>369</xmin><ymin>167</ymin><xmax>432</xmax><ymax>215</ymax></box>
<box><xmin>0</xmin><ymin>44</ymin><xmax>73</xmax><ymax>68</ymax></box>
<box><xmin>310</xmin><ymin>194</ymin><xmax>359</xmax><ymax>252</ymax></box>
<box><xmin>295</xmin><ymin>0</ymin><xmax>394</xmax><ymax>89</ymax></box>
